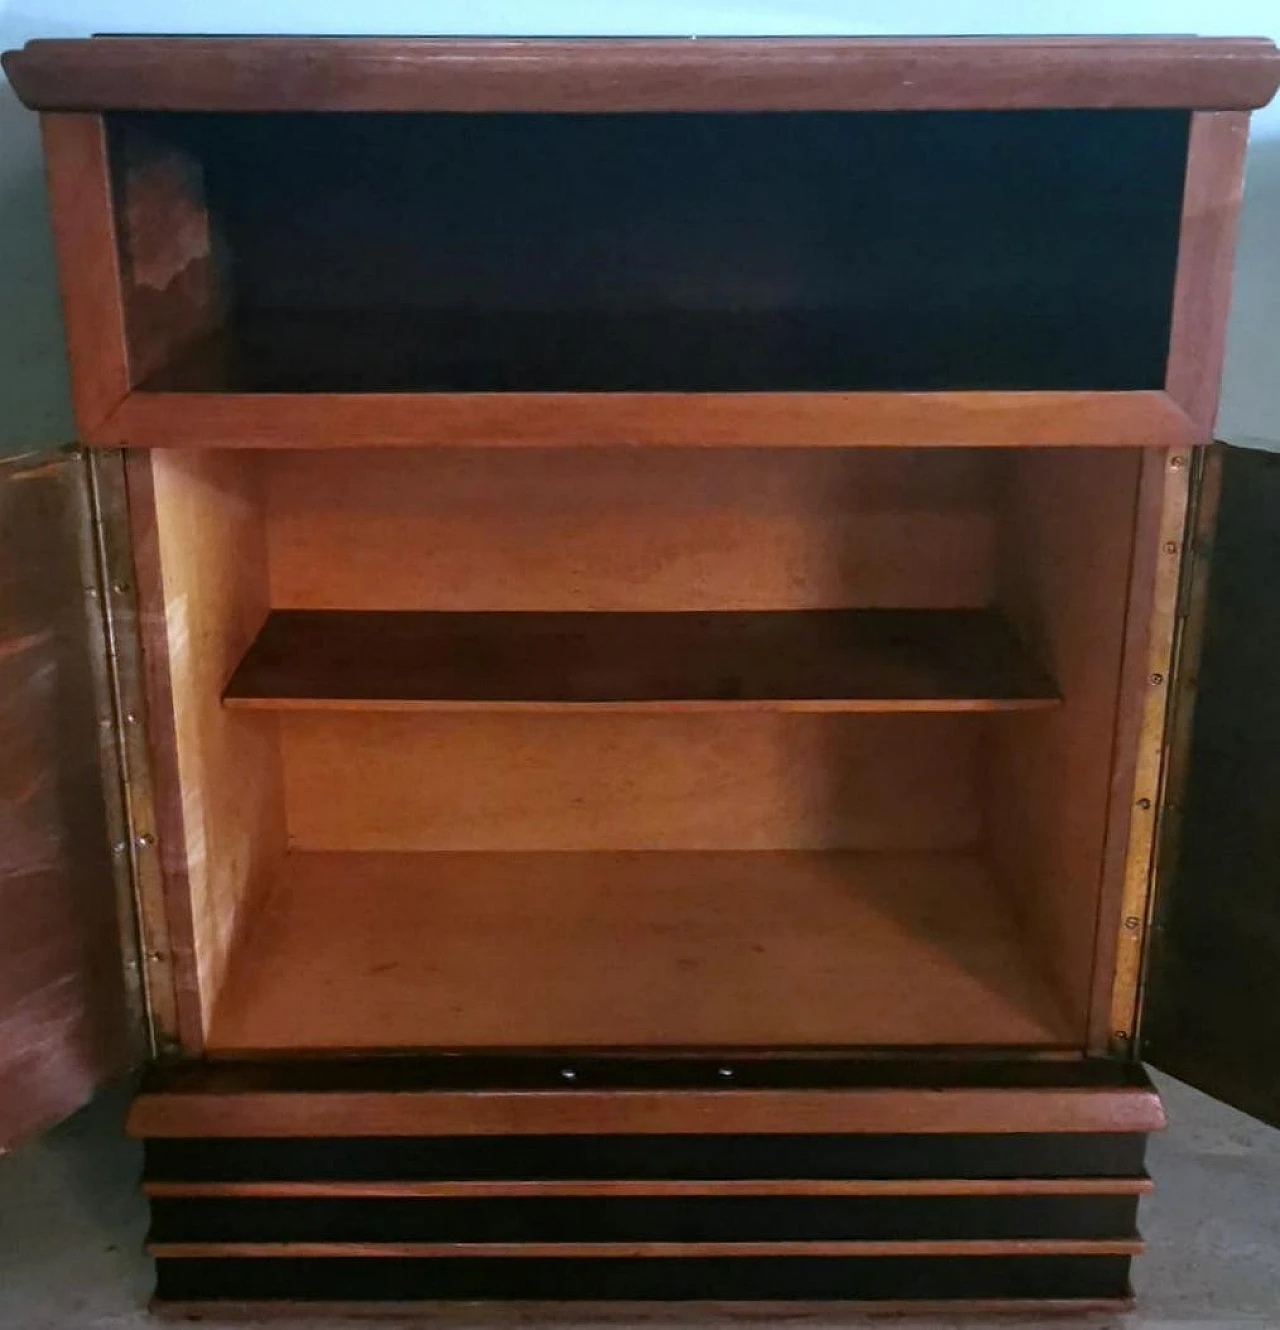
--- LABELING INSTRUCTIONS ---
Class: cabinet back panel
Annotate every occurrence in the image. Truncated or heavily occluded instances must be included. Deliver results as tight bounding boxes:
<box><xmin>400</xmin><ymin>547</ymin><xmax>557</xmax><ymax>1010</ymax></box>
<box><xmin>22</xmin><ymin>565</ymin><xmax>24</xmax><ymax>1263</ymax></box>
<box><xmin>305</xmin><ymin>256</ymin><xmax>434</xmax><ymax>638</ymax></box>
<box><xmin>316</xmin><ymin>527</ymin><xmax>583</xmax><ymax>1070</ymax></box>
<box><xmin>281</xmin><ymin>714</ymin><xmax>980</xmax><ymax>853</ymax></box>
<box><xmin>265</xmin><ymin>450</ymin><xmax>996</xmax><ymax>612</ymax></box>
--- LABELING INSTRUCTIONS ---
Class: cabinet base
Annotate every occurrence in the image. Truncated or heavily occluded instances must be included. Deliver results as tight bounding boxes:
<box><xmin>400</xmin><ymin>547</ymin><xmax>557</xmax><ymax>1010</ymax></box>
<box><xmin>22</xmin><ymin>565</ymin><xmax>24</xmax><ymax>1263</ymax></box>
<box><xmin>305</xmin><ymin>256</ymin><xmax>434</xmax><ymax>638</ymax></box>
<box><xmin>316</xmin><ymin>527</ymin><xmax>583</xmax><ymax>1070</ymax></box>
<box><xmin>132</xmin><ymin>1057</ymin><xmax>1160</xmax><ymax>1308</ymax></box>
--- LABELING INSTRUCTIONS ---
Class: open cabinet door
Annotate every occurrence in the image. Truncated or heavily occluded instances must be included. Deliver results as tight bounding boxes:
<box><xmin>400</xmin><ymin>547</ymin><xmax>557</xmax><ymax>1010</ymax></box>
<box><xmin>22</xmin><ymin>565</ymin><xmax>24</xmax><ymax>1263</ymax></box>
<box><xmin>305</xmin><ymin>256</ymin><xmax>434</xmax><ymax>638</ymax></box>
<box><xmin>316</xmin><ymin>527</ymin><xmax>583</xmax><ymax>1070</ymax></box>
<box><xmin>0</xmin><ymin>448</ymin><xmax>141</xmax><ymax>1150</ymax></box>
<box><xmin>1143</xmin><ymin>444</ymin><xmax>1280</xmax><ymax>1128</ymax></box>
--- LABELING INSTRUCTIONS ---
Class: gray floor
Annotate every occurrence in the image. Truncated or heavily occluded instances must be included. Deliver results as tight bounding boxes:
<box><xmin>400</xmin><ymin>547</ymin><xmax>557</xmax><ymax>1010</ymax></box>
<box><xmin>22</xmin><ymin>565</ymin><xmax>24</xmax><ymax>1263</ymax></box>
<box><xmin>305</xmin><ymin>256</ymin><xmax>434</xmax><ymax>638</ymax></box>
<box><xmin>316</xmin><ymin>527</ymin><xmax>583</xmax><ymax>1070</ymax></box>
<box><xmin>0</xmin><ymin>1071</ymin><xmax>1276</xmax><ymax>1329</ymax></box>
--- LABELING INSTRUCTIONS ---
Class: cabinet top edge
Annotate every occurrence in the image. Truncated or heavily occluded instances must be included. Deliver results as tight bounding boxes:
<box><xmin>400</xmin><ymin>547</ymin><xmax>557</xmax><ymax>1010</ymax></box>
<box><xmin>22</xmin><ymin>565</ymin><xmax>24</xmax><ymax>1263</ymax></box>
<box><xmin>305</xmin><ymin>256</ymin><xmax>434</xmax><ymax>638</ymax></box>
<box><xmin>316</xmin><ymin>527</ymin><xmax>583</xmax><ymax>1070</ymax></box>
<box><xmin>4</xmin><ymin>35</ymin><xmax>1279</xmax><ymax>114</ymax></box>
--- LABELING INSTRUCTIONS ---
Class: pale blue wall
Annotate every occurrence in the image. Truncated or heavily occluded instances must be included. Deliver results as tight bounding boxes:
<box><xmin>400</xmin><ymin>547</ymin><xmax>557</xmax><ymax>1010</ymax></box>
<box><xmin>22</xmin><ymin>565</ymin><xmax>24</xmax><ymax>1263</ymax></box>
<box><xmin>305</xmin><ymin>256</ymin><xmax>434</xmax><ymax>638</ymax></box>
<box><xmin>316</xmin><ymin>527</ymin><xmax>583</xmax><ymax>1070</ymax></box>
<box><xmin>2</xmin><ymin>2</ymin><xmax>1278</xmax><ymax>452</ymax></box>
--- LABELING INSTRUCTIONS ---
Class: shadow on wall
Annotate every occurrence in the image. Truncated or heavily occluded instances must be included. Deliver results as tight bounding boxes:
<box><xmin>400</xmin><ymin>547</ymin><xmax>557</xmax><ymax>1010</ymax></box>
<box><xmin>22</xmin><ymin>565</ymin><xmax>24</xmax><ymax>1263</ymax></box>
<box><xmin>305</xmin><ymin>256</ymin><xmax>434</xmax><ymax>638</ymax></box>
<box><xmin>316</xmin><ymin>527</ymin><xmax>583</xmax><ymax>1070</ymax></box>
<box><xmin>0</xmin><ymin>83</ymin><xmax>72</xmax><ymax>458</ymax></box>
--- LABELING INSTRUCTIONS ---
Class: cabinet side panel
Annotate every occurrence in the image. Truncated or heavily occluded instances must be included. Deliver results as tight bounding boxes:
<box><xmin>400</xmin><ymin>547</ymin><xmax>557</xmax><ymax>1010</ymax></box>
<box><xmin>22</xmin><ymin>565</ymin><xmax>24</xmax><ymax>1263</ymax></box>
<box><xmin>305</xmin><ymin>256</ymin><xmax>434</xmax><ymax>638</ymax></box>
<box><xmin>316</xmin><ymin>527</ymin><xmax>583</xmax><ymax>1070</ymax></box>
<box><xmin>1164</xmin><ymin>111</ymin><xmax>1250</xmax><ymax>437</ymax></box>
<box><xmin>39</xmin><ymin>114</ymin><xmax>131</xmax><ymax>440</ymax></box>
<box><xmin>109</xmin><ymin>116</ymin><xmax>229</xmax><ymax>388</ymax></box>
<box><xmin>986</xmin><ymin>450</ymin><xmax>1143</xmax><ymax>1047</ymax></box>
<box><xmin>143</xmin><ymin>451</ymin><xmax>284</xmax><ymax>1036</ymax></box>
<box><xmin>265</xmin><ymin>450</ymin><xmax>997</xmax><ymax>611</ymax></box>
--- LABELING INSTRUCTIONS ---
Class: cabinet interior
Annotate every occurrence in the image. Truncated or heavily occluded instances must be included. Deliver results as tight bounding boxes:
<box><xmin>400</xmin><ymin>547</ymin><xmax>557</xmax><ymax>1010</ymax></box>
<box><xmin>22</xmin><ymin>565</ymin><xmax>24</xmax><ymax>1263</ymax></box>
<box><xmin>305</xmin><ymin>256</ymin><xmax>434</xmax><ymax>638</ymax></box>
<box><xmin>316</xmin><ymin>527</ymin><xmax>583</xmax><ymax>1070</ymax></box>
<box><xmin>110</xmin><ymin>110</ymin><xmax>1187</xmax><ymax>395</ymax></box>
<box><xmin>145</xmin><ymin>445</ymin><xmax>1142</xmax><ymax>1056</ymax></box>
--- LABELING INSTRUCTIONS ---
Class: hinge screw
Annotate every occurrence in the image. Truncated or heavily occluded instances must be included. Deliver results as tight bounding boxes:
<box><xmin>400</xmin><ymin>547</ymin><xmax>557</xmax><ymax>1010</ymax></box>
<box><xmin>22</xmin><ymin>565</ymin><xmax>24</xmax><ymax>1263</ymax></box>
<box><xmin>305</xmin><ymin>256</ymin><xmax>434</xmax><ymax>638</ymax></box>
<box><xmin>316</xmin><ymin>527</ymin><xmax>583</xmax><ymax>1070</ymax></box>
<box><xmin>718</xmin><ymin>1067</ymin><xmax>735</xmax><ymax>1079</ymax></box>
<box><xmin>136</xmin><ymin>832</ymin><xmax>155</xmax><ymax>848</ymax></box>
<box><xmin>1125</xmin><ymin>916</ymin><xmax>1142</xmax><ymax>930</ymax></box>
<box><xmin>1114</xmin><ymin>1030</ymin><xmax>1130</xmax><ymax>1041</ymax></box>
<box><xmin>1170</xmin><ymin>456</ymin><xmax>1186</xmax><ymax>469</ymax></box>
<box><xmin>112</xmin><ymin>840</ymin><xmax>128</xmax><ymax>856</ymax></box>
<box><xmin>1150</xmin><ymin>673</ymin><xmax>1164</xmax><ymax>686</ymax></box>
<box><xmin>560</xmin><ymin>1068</ymin><xmax>577</xmax><ymax>1082</ymax></box>
<box><xmin>1164</xmin><ymin>542</ymin><xmax>1179</xmax><ymax>554</ymax></box>
<box><xmin>124</xmin><ymin>712</ymin><xmax>138</xmax><ymax>725</ymax></box>
<box><xmin>1136</xmin><ymin>798</ymin><xmax>1152</xmax><ymax>810</ymax></box>
<box><xmin>111</xmin><ymin>580</ymin><xmax>130</xmax><ymax>594</ymax></box>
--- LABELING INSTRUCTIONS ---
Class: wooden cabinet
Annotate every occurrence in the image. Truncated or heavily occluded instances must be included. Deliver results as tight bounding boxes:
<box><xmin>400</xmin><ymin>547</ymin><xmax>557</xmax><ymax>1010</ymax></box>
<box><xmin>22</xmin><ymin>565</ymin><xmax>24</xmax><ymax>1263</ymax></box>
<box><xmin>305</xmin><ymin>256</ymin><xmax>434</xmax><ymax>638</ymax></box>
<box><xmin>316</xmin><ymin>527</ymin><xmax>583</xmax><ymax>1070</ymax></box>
<box><xmin>3</xmin><ymin>33</ymin><xmax>1279</xmax><ymax>1312</ymax></box>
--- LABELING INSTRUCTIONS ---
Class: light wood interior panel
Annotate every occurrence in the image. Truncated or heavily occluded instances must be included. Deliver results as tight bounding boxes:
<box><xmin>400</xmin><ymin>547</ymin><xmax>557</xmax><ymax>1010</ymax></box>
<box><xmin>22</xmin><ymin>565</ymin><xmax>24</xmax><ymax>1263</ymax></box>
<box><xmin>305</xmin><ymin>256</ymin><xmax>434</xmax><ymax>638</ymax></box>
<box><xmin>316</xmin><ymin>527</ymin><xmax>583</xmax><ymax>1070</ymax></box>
<box><xmin>985</xmin><ymin>449</ymin><xmax>1142</xmax><ymax>1046</ymax></box>
<box><xmin>111</xmin><ymin>121</ymin><xmax>226</xmax><ymax>387</ymax></box>
<box><xmin>265</xmin><ymin>449</ymin><xmax>997</xmax><ymax>611</ymax></box>
<box><xmin>207</xmin><ymin>851</ymin><xmax>1071</xmax><ymax>1052</ymax></box>
<box><xmin>149</xmin><ymin>450</ymin><xmax>285</xmax><ymax>1029</ymax></box>
<box><xmin>280</xmin><ymin>713</ymin><xmax>982</xmax><ymax>852</ymax></box>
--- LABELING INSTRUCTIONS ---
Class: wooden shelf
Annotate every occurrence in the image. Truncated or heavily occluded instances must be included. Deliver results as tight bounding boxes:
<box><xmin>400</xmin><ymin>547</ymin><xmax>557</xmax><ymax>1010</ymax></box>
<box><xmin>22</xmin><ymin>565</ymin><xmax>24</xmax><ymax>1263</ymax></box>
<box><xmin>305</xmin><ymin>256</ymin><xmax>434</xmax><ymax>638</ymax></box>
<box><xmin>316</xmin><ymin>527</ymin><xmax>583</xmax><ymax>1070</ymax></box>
<box><xmin>206</xmin><ymin>850</ymin><xmax>1074</xmax><ymax>1053</ymax></box>
<box><xmin>223</xmin><ymin>609</ymin><xmax>1060</xmax><ymax>714</ymax></box>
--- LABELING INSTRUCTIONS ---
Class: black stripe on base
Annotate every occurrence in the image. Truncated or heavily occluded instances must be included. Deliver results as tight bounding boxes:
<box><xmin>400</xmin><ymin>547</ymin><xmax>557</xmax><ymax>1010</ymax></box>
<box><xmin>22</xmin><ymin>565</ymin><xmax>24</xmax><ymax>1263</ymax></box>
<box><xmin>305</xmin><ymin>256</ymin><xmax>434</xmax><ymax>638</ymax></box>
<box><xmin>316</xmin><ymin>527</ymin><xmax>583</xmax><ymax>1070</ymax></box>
<box><xmin>155</xmin><ymin>1253</ymin><xmax>1134</xmax><ymax>1302</ymax></box>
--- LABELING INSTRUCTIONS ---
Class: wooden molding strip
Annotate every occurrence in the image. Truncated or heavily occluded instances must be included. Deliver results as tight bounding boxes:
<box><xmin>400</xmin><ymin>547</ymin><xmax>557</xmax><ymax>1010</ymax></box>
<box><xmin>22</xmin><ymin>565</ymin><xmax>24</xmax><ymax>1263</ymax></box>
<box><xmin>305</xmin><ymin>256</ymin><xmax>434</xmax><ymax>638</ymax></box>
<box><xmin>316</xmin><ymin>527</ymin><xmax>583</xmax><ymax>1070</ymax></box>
<box><xmin>98</xmin><ymin>389</ymin><xmax>1195</xmax><ymax>451</ymax></box>
<box><xmin>147</xmin><ymin>1238</ymin><xmax>1144</xmax><ymax>1260</ymax></box>
<box><xmin>143</xmin><ymin>1176</ymin><xmax>1153</xmax><ymax>1200</ymax></box>
<box><xmin>6</xmin><ymin>37</ymin><xmax>1278</xmax><ymax>113</ymax></box>
<box><xmin>128</xmin><ymin>1086</ymin><xmax>1166</xmax><ymax>1139</ymax></box>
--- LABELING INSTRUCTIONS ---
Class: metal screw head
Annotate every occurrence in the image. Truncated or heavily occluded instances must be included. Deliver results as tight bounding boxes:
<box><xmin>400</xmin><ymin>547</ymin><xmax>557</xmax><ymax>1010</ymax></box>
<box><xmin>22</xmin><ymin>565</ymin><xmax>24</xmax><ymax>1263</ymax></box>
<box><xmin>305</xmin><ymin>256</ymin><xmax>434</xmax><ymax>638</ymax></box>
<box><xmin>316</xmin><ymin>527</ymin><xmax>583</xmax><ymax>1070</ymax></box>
<box><xmin>136</xmin><ymin>832</ymin><xmax>155</xmax><ymax>848</ymax></box>
<box><xmin>1125</xmin><ymin>916</ymin><xmax>1142</xmax><ymax>930</ymax></box>
<box><xmin>1170</xmin><ymin>456</ymin><xmax>1186</xmax><ymax>469</ymax></box>
<box><xmin>559</xmin><ymin>1068</ymin><xmax>577</xmax><ymax>1082</ymax></box>
<box><xmin>1114</xmin><ymin>1030</ymin><xmax>1130</xmax><ymax>1042</ymax></box>
<box><xmin>111</xmin><ymin>580</ymin><xmax>130</xmax><ymax>595</ymax></box>
<box><xmin>1150</xmin><ymin>673</ymin><xmax>1165</xmax><ymax>686</ymax></box>
<box><xmin>1164</xmin><ymin>541</ymin><xmax>1179</xmax><ymax>554</ymax></box>
<box><xmin>124</xmin><ymin>711</ymin><xmax>138</xmax><ymax>725</ymax></box>
<box><xmin>717</xmin><ymin>1067</ymin><xmax>735</xmax><ymax>1079</ymax></box>
<box><xmin>112</xmin><ymin>840</ymin><xmax>128</xmax><ymax>856</ymax></box>
<box><xmin>1136</xmin><ymin>797</ymin><xmax>1152</xmax><ymax>810</ymax></box>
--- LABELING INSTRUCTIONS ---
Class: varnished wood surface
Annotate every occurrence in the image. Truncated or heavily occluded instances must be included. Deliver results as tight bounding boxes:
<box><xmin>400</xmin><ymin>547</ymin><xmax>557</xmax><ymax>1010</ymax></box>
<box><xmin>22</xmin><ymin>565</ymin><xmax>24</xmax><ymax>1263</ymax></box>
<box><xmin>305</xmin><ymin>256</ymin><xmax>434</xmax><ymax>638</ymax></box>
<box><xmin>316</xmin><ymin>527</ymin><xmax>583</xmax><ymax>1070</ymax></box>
<box><xmin>1095</xmin><ymin>449</ymin><xmax>1194</xmax><ymax>1053</ymax></box>
<box><xmin>99</xmin><ymin>387</ymin><xmax>1194</xmax><ymax>451</ymax></box>
<box><xmin>264</xmin><ymin>448</ymin><xmax>999</xmax><ymax>613</ymax></box>
<box><xmin>223</xmin><ymin>609</ymin><xmax>1059</xmax><ymax>714</ymax></box>
<box><xmin>123</xmin><ymin>451</ymin><xmax>205</xmax><ymax>1052</ymax></box>
<box><xmin>145</xmin><ymin>1238</ymin><xmax>1144</xmax><ymax>1260</ymax></box>
<box><xmin>204</xmin><ymin>850</ymin><xmax>1072</xmax><ymax>1053</ymax></box>
<box><xmin>0</xmin><ymin>453</ymin><xmax>135</xmax><ymax>1146</ymax></box>
<box><xmin>137</xmin><ymin>451</ymin><xmax>286</xmax><ymax>1039</ymax></box>
<box><xmin>143</xmin><ymin>1178</ymin><xmax>1152</xmax><ymax>1200</ymax></box>
<box><xmin>280</xmin><ymin>713</ymin><xmax>981</xmax><ymax>854</ymax></box>
<box><xmin>112</xmin><ymin>122</ymin><xmax>227</xmax><ymax>389</ymax></box>
<box><xmin>6</xmin><ymin>36</ymin><xmax>1278</xmax><ymax>112</ymax></box>
<box><xmin>986</xmin><ymin>449</ymin><xmax>1145</xmax><ymax>1050</ymax></box>
<box><xmin>126</xmin><ymin>1056</ymin><xmax>1166</xmax><ymax>1137</ymax></box>
<box><xmin>1143</xmin><ymin>447</ymin><xmax>1280</xmax><ymax>1127</ymax></box>
<box><xmin>1165</xmin><ymin>113</ymin><xmax>1251</xmax><ymax>434</ymax></box>
<box><xmin>38</xmin><ymin>116</ymin><xmax>130</xmax><ymax>440</ymax></box>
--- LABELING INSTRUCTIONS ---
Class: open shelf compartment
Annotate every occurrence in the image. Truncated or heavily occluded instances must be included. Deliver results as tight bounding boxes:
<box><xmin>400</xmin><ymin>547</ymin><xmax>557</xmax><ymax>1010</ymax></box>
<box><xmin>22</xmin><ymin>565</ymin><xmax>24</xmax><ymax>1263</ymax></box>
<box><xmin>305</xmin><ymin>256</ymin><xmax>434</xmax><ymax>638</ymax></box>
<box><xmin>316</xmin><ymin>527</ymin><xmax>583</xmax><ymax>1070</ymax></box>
<box><xmin>73</xmin><ymin>107</ymin><xmax>1197</xmax><ymax>447</ymax></box>
<box><xmin>137</xmin><ymin>444</ymin><xmax>1144</xmax><ymax>1058</ymax></box>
